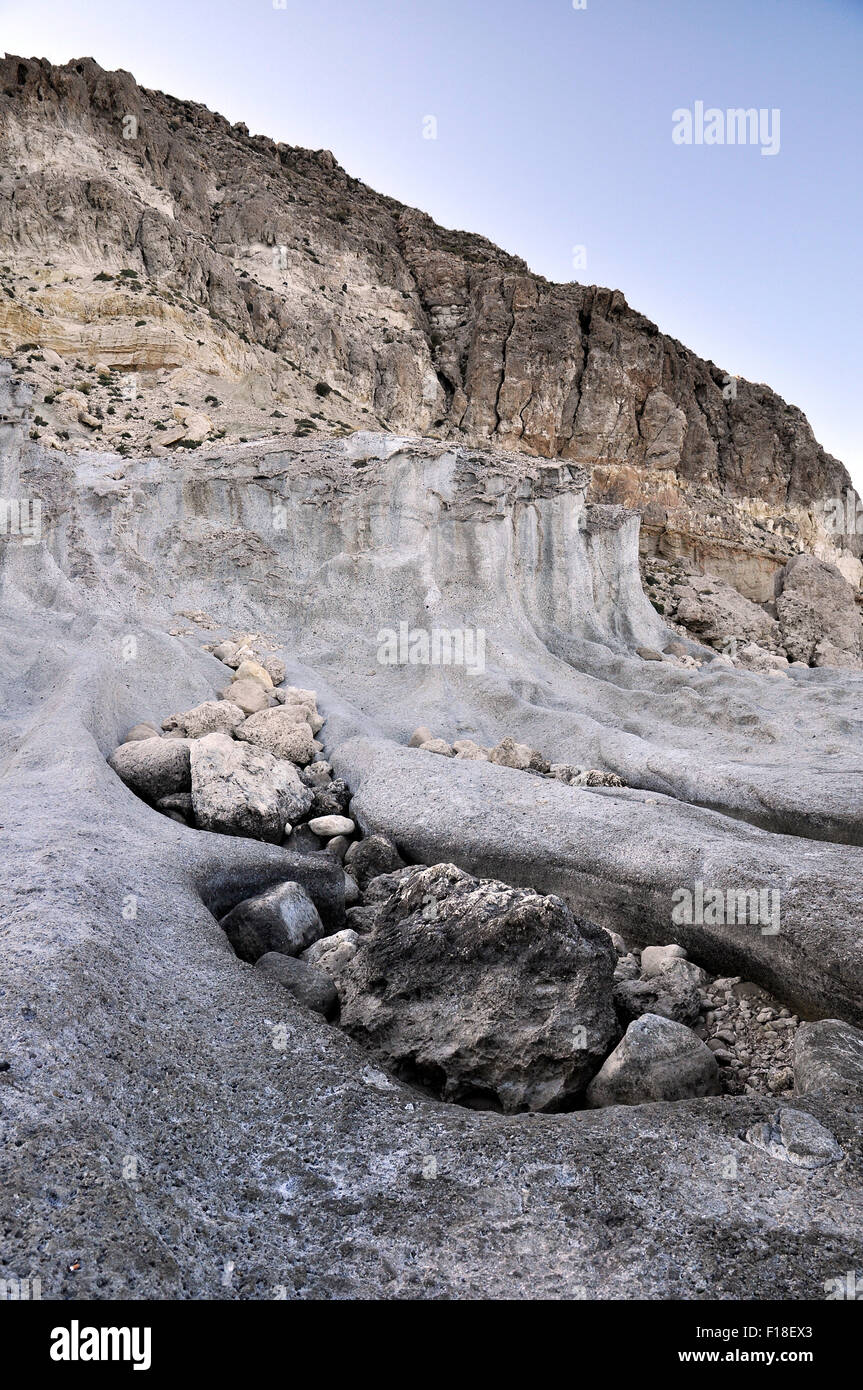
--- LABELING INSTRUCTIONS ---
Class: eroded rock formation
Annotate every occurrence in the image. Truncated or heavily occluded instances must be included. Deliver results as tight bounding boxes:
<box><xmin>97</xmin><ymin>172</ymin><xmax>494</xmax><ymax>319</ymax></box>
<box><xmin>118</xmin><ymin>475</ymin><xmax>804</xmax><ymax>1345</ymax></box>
<box><xmin>1</xmin><ymin>54</ymin><xmax>860</xmax><ymax>601</ymax></box>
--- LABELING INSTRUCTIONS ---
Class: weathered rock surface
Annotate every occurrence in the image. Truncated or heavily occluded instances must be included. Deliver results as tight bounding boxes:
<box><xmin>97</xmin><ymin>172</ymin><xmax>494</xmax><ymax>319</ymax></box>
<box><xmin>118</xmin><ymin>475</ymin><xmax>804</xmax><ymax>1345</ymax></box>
<box><xmin>219</xmin><ymin>880</ymin><xmax>325</xmax><ymax>962</ymax></box>
<box><xmin>108</xmin><ymin>736</ymin><xmax>190</xmax><ymax>803</ymax></box>
<box><xmin>776</xmin><ymin>554</ymin><xmax>863</xmax><ymax>667</ymax></box>
<box><xmin>235</xmin><ymin>708</ymin><xmax>320</xmax><ymax>765</ymax></box>
<box><xmin>1</xmin><ymin>53</ymin><xmax>859</xmax><ymax>602</ymax></box>
<box><xmin>586</xmin><ymin>1015</ymin><xmax>720</xmax><ymax>1107</ymax></box>
<box><xmin>337</xmin><ymin>863</ymin><xmax>617</xmax><ymax>1112</ymax></box>
<box><xmin>190</xmin><ymin>732</ymin><xmax>312</xmax><ymax>841</ymax></box>
<box><xmin>165</xmin><ymin>698</ymin><xmax>245</xmax><ymax>738</ymax></box>
<box><xmin>254</xmin><ymin>951</ymin><xmax>339</xmax><ymax>1018</ymax></box>
<box><xmin>743</xmin><ymin>1107</ymin><xmax>844</xmax><ymax>1168</ymax></box>
<box><xmin>2</xmin><ymin>373</ymin><xmax>863</xmax><ymax>1297</ymax></box>
<box><xmin>793</xmin><ymin>1020</ymin><xmax>863</xmax><ymax>1097</ymax></box>
<box><xmin>336</xmin><ymin>737</ymin><xmax>863</xmax><ymax>1026</ymax></box>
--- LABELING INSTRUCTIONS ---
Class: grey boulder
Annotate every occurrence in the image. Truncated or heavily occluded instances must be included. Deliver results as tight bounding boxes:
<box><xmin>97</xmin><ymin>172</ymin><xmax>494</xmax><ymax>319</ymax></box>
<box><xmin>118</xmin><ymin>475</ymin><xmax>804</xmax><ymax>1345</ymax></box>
<box><xmin>343</xmin><ymin>833</ymin><xmax>405</xmax><ymax>890</ymax></box>
<box><xmin>793</xmin><ymin>1019</ymin><xmax>863</xmax><ymax>1097</ymax></box>
<box><xmin>190</xmin><ymin>732</ymin><xmax>312</xmax><ymax>842</ymax></box>
<box><xmin>108</xmin><ymin>737</ymin><xmax>190</xmax><ymax>803</ymax></box>
<box><xmin>219</xmin><ymin>880</ymin><xmax>325</xmax><ymax>963</ymax></box>
<box><xmin>586</xmin><ymin>1014</ymin><xmax>720</xmax><ymax>1107</ymax></box>
<box><xmin>337</xmin><ymin>863</ymin><xmax>618</xmax><ymax>1112</ymax></box>
<box><xmin>613</xmin><ymin>957</ymin><xmax>705</xmax><ymax>1026</ymax></box>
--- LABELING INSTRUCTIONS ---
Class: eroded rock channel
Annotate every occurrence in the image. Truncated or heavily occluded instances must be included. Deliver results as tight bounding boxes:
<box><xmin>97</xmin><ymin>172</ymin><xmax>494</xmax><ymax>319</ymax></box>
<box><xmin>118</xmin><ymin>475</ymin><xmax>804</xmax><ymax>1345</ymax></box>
<box><xmin>108</xmin><ymin>632</ymin><xmax>831</xmax><ymax>1115</ymax></box>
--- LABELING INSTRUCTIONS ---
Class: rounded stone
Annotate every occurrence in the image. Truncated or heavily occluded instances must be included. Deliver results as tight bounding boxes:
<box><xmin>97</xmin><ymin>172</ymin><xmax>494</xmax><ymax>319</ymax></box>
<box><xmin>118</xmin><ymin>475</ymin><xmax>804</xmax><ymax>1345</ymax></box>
<box><xmin>308</xmin><ymin>814</ymin><xmax>355</xmax><ymax>838</ymax></box>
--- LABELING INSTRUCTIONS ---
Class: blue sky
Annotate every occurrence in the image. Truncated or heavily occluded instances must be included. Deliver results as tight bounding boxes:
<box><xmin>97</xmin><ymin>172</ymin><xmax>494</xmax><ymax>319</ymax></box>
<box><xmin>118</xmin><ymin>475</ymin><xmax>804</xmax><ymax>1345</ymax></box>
<box><xmin>2</xmin><ymin>0</ymin><xmax>861</xmax><ymax>487</ymax></box>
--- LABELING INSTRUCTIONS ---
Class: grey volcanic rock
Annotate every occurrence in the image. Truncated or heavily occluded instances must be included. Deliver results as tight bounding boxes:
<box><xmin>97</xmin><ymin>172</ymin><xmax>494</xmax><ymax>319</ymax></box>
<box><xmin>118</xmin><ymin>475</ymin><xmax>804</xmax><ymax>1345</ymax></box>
<box><xmin>190</xmin><ymin>732</ymin><xmax>312</xmax><ymax>841</ymax></box>
<box><xmin>165</xmin><ymin>699</ymin><xmax>245</xmax><ymax>738</ymax></box>
<box><xmin>108</xmin><ymin>736</ymin><xmax>190</xmax><ymax>803</ymax></box>
<box><xmin>2</xmin><ymin>362</ymin><xmax>863</xmax><ymax>1296</ymax></box>
<box><xmin>649</xmin><ymin>560</ymin><xmax>783</xmax><ymax>652</ymax></box>
<box><xmin>613</xmin><ymin>958</ymin><xmax>704</xmax><ymax>1027</ymax></box>
<box><xmin>254</xmin><ymin>951</ymin><xmax>339</xmax><ymax>1019</ymax></box>
<box><xmin>309</xmin><ymin>779</ymin><xmax>351</xmax><ymax>818</ymax></box>
<box><xmin>776</xmin><ymin>554</ymin><xmax>863</xmax><ymax>667</ymax></box>
<box><xmin>219</xmin><ymin>880</ymin><xmax>325</xmax><ymax>962</ymax></box>
<box><xmin>337</xmin><ymin>737</ymin><xmax>863</xmax><ymax>1026</ymax></box>
<box><xmin>344</xmin><ymin>833</ymin><xmax>406</xmax><ymax>889</ymax></box>
<box><xmin>337</xmin><ymin>863</ymin><xmax>618</xmax><ymax>1112</ymax></box>
<box><xmin>235</xmin><ymin>708</ymin><xmax>320</xmax><ymax>765</ymax></box>
<box><xmin>793</xmin><ymin>1020</ymin><xmax>863</xmax><ymax>1097</ymax></box>
<box><xmin>586</xmin><ymin>1015</ymin><xmax>720</xmax><ymax>1107</ymax></box>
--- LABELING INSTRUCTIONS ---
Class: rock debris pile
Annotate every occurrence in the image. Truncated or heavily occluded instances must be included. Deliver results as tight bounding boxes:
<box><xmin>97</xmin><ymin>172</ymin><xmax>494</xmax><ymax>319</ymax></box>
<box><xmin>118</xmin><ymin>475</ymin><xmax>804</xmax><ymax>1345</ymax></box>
<box><xmin>107</xmin><ymin>674</ymin><xmax>823</xmax><ymax>1114</ymax></box>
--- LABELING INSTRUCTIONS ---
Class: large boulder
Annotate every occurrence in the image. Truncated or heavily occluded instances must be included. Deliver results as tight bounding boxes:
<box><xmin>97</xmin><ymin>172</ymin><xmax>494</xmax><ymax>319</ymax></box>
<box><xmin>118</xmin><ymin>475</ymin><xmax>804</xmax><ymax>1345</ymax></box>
<box><xmin>108</xmin><ymin>737</ymin><xmax>190</xmax><ymax>803</ymax></box>
<box><xmin>219</xmin><ymin>880</ymin><xmax>325</xmax><ymax>962</ymax></box>
<box><xmin>337</xmin><ymin>863</ymin><xmax>617</xmax><ymax>1112</ymax></box>
<box><xmin>793</xmin><ymin>1019</ymin><xmax>863</xmax><ymax>1097</ymax></box>
<box><xmin>672</xmin><ymin>571</ymin><xmax>782</xmax><ymax>651</ymax></box>
<box><xmin>586</xmin><ymin>1014</ymin><xmax>720</xmax><ymax>1107</ymax></box>
<box><xmin>190</xmin><ymin>732</ymin><xmax>312</xmax><ymax>842</ymax></box>
<box><xmin>776</xmin><ymin>554</ymin><xmax>863</xmax><ymax>668</ymax></box>
<box><xmin>164</xmin><ymin>699</ymin><xmax>245</xmax><ymax>739</ymax></box>
<box><xmin>235</xmin><ymin>708</ymin><xmax>321</xmax><ymax>765</ymax></box>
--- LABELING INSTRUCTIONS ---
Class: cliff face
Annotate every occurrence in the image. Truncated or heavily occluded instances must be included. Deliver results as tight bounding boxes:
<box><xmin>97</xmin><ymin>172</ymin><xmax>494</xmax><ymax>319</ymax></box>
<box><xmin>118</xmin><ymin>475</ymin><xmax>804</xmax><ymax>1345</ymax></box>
<box><xmin>0</xmin><ymin>54</ymin><xmax>859</xmax><ymax>592</ymax></box>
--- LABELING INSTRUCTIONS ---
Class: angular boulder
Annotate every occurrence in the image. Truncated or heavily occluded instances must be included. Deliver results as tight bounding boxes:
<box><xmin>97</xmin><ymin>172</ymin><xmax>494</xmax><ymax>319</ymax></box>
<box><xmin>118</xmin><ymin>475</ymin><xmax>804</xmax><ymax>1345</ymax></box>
<box><xmin>586</xmin><ymin>1014</ymin><xmax>720</xmax><ymax>1107</ymax></box>
<box><xmin>222</xmin><ymin>678</ymin><xmax>271</xmax><ymax>715</ymax></box>
<box><xmin>488</xmin><ymin>737</ymin><xmax>533</xmax><ymax>771</ymax></box>
<box><xmin>232</xmin><ymin>659</ymin><xmax>274</xmax><ymax>690</ymax></box>
<box><xmin>793</xmin><ymin>1019</ymin><xmax>863</xmax><ymax>1097</ymax></box>
<box><xmin>190</xmin><ymin>732</ymin><xmax>312</xmax><ymax>842</ymax></box>
<box><xmin>165</xmin><ymin>699</ymin><xmax>245</xmax><ymax>739</ymax></box>
<box><xmin>302</xmin><ymin>928</ymin><xmax>360</xmax><ymax>978</ymax></box>
<box><xmin>235</xmin><ymin>708</ymin><xmax>321</xmax><ymax>765</ymax></box>
<box><xmin>337</xmin><ymin>863</ymin><xmax>618</xmax><ymax>1112</ymax></box>
<box><xmin>613</xmin><ymin>957</ymin><xmax>705</xmax><ymax>1026</ymax></box>
<box><xmin>776</xmin><ymin>554</ymin><xmax>863</xmax><ymax>668</ymax></box>
<box><xmin>219</xmin><ymin>880</ymin><xmax>325</xmax><ymax>962</ymax></box>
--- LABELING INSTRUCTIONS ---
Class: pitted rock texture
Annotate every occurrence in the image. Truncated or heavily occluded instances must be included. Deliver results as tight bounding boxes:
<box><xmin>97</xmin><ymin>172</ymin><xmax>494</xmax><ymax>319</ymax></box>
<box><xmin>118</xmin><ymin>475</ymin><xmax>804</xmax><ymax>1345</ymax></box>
<box><xmin>336</xmin><ymin>863</ymin><xmax>618</xmax><ymax>1112</ymax></box>
<box><xmin>190</xmin><ymin>731</ymin><xmax>311</xmax><ymax>841</ymax></box>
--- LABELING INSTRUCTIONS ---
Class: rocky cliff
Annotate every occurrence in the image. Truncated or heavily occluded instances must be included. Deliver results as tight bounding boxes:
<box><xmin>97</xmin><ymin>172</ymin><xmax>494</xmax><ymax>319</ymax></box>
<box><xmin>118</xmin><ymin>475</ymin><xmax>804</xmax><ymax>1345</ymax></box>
<box><xmin>1</xmin><ymin>53</ymin><xmax>860</xmax><ymax>603</ymax></box>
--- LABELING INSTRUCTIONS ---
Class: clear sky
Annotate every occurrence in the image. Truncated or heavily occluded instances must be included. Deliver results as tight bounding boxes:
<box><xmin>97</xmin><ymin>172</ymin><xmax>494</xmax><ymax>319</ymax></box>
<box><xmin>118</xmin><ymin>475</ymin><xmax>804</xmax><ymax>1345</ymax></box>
<box><xmin>2</xmin><ymin>0</ymin><xmax>861</xmax><ymax>488</ymax></box>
